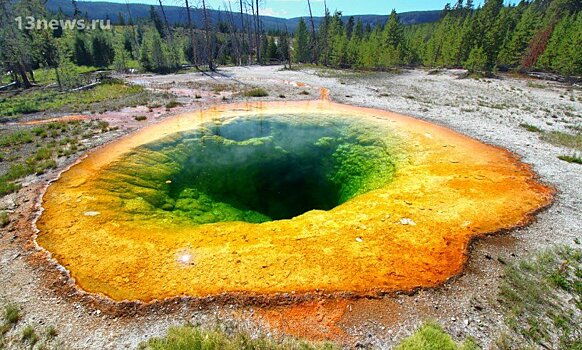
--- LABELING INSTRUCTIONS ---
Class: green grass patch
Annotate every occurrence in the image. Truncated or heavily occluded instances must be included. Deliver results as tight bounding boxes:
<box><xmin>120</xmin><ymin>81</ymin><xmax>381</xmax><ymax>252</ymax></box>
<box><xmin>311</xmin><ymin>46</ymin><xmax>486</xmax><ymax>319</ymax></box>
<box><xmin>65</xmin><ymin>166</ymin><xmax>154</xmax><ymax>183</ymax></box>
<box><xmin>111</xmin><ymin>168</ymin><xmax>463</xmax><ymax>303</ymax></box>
<box><xmin>46</xmin><ymin>325</ymin><xmax>58</xmax><ymax>339</ymax></box>
<box><xmin>0</xmin><ymin>130</ymin><xmax>33</xmax><ymax>147</ymax></box>
<box><xmin>243</xmin><ymin>88</ymin><xmax>269</xmax><ymax>97</ymax></box>
<box><xmin>0</xmin><ymin>120</ymin><xmax>110</xmax><ymax>197</ymax></box>
<box><xmin>396</xmin><ymin>322</ymin><xmax>479</xmax><ymax>350</ymax></box>
<box><xmin>0</xmin><ymin>82</ymin><xmax>145</xmax><ymax>118</ymax></box>
<box><xmin>520</xmin><ymin>123</ymin><xmax>543</xmax><ymax>133</ymax></box>
<box><xmin>0</xmin><ymin>211</ymin><xmax>9</xmax><ymax>228</ymax></box>
<box><xmin>0</xmin><ymin>182</ymin><xmax>21</xmax><ymax>197</ymax></box>
<box><xmin>212</xmin><ymin>84</ymin><xmax>236</xmax><ymax>93</ymax></box>
<box><xmin>21</xmin><ymin>325</ymin><xmax>38</xmax><ymax>346</ymax></box>
<box><xmin>165</xmin><ymin>100</ymin><xmax>183</xmax><ymax>109</ymax></box>
<box><xmin>526</xmin><ymin>81</ymin><xmax>547</xmax><ymax>89</ymax></box>
<box><xmin>496</xmin><ymin>246</ymin><xmax>582</xmax><ymax>349</ymax></box>
<box><xmin>558</xmin><ymin>154</ymin><xmax>582</xmax><ymax>164</ymax></box>
<box><xmin>139</xmin><ymin>325</ymin><xmax>338</xmax><ymax>350</ymax></box>
<box><xmin>32</xmin><ymin>66</ymin><xmax>100</xmax><ymax>85</ymax></box>
<box><xmin>3</xmin><ymin>304</ymin><xmax>21</xmax><ymax>326</ymax></box>
<box><xmin>542</xmin><ymin>131</ymin><xmax>582</xmax><ymax>152</ymax></box>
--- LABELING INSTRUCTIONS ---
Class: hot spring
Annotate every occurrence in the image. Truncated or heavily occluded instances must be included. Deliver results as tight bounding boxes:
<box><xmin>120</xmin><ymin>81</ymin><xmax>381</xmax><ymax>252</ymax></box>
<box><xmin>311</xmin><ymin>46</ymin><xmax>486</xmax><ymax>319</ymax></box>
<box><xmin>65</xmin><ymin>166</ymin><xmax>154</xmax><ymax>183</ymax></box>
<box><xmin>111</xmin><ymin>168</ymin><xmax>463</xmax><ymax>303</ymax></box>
<box><xmin>103</xmin><ymin>115</ymin><xmax>399</xmax><ymax>225</ymax></box>
<box><xmin>36</xmin><ymin>101</ymin><xmax>553</xmax><ymax>302</ymax></box>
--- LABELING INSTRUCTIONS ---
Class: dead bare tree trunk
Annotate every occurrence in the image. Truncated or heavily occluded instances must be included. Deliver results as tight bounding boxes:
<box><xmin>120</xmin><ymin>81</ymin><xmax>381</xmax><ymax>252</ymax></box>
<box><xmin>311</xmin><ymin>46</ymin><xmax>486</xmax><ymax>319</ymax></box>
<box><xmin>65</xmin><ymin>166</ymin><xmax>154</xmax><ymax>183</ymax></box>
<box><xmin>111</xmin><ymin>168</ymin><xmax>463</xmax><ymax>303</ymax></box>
<box><xmin>239</xmin><ymin>0</ymin><xmax>246</xmax><ymax>65</ymax></box>
<box><xmin>54</xmin><ymin>67</ymin><xmax>62</xmax><ymax>90</ymax></box>
<box><xmin>201</xmin><ymin>0</ymin><xmax>214</xmax><ymax>71</ymax></box>
<box><xmin>125</xmin><ymin>0</ymin><xmax>139</xmax><ymax>50</ymax></box>
<box><xmin>226</xmin><ymin>2</ymin><xmax>242</xmax><ymax>66</ymax></box>
<box><xmin>285</xmin><ymin>25</ymin><xmax>292</xmax><ymax>70</ymax></box>
<box><xmin>157</xmin><ymin>0</ymin><xmax>173</xmax><ymax>41</ymax></box>
<box><xmin>244</xmin><ymin>0</ymin><xmax>254</xmax><ymax>65</ymax></box>
<box><xmin>16</xmin><ymin>62</ymin><xmax>32</xmax><ymax>88</ymax></box>
<box><xmin>307</xmin><ymin>0</ymin><xmax>317</xmax><ymax>64</ymax></box>
<box><xmin>247</xmin><ymin>1</ymin><xmax>254</xmax><ymax>64</ymax></box>
<box><xmin>249</xmin><ymin>0</ymin><xmax>256</xmax><ymax>64</ymax></box>
<box><xmin>0</xmin><ymin>1</ymin><xmax>32</xmax><ymax>88</ymax></box>
<box><xmin>184</xmin><ymin>0</ymin><xmax>197</xmax><ymax>66</ymax></box>
<box><xmin>255</xmin><ymin>0</ymin><xmax>262</xmax><ymax>65</ymax></box>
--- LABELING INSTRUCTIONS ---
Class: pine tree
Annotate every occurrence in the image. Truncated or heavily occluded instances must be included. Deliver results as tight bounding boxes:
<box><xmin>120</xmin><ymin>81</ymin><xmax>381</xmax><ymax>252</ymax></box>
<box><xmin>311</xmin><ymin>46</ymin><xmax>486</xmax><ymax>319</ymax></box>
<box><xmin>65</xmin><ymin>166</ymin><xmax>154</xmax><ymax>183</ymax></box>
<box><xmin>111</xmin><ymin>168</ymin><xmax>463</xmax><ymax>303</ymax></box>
<box><xmin>384</xmin><ymin>10</ymin><xmax>404</xmax><ymax>49</ymax></box>
<box><xmin>293</xmin><ymin>18</ymin><xmax>311</xmax><ymax>63</ymax></box>
<box><xmin>150</xmin><ymin>31</ymin><xmax>166</xmax><ymax>71</ymax></box>
<box><xmin>113</xmin><ymin>40</ymin><xmax>130</xmax><ymax>72</ymax></box>
<box><xmin>381</xmin><ymin>10</ymin><xmax>406</xmax><ymax>67</ymax></box>
<box><xmin>327</xmin><ymin>11</ymin><xmax>346</xmax><ymax>68</ymax></box>
<box><xmin>91</xmin><ymin>31</ymin><xmax>115</xmax><ymax>67</ymax></box>
<box><xmin>477</xmin><ymin>0</ymin><xmax>504</xmax><ymax>70</ymax></box>
<box><xmin>260</xmin><ymin>34</ymin><xmax>269</xmax><ymax>64</ymax></box>
<box><xmin>358</xmin><ymin>26</ymin><xmax>382</xmax><ymax>68</ymax></box>
<box><xmin>456</xmin><ymin>11</ymin><xmax>478</xmax><ymax>64</ymax></box>
<box><xmin>538</xmin><ymin>12</ymin><xmax>582</xmax><ymax>75</ymax></box>
<box><xmin>139</xmin><ymin>28</ymin><xmax>178</xmax><ymax>73</ymax></box>
<box><xmin>498</xmin><ymin>4</ymin><xmax>540</xmax><ymax>68</ymax></box>
<box><xmin>122</xmin><ymin>28</ymin><xmax>135</xmax><ymax>58</ymax></box>
<box><xmin>149</xmin><ymin>6</ymin><xmax>165</xmax><ymax>38</ymax></box>
<box><xmin>73</xmin><ymin>33</ymin><xmax>92</xmax><ymax>66</ymax></box>
<box><xmin>424</xmin><ymin>11</ymin><xmax>462</xmax><ymax>67</ymax></box>
<box><xmin>496</xmin><ymin>2</ymin><xmax>528</xmax><ymax>69</ymax></box>
<box><xmin>439</xmin><ymin>16</ymin><xmax>463</xmax><ymax>67</ymax></box>
<box><xmin>266</xmin><ymin>37</ymin><xmax>278</xmax><ymax>63</ymax></box>
<box><xmin>278</xmin><ymin>34</ymin><xmax>290</xmax><ymax>63</ymax></box>
<box><xmin>318</xmin><ymin>8</ymin><xmax>331</xmax><ymax>66</ymax></box>
<box><xmin>32</xmin><ymin>21</ymin><xmax>63</xmax><ymax>88</ymax></box>
<box><xmin>353</xmin><ymin>19</ymin><xmax>364</xmax><ymax>40</ymax></box>
<box><xmin>346</xmin><ymin>16</ymin><xmax>355</xmax><ymax>39</ymax></box>
<box><xmin>464</xmin><ymin>46</ymin><xmax>488</xmax><ymax>73</ymax></box>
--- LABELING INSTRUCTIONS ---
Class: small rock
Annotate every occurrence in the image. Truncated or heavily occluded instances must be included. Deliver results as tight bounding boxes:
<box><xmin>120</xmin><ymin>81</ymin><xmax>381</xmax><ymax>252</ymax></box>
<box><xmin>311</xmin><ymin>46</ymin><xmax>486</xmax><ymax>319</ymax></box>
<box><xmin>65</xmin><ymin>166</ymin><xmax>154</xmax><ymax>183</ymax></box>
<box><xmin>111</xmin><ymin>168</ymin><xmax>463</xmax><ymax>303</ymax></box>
<box><xmin>400</xmin><ymin>218</ymin><xmax>416</xmax><ymax>226</ymax></box>
<box><xmin>84</xmin><ymin>211</ymin><xmax>100</xmax><ymax>217</ymax></box>
<box><xmin>356</xmin><ymin>237</ymin><xmax>363</xmax><ymax>243</ymax></box>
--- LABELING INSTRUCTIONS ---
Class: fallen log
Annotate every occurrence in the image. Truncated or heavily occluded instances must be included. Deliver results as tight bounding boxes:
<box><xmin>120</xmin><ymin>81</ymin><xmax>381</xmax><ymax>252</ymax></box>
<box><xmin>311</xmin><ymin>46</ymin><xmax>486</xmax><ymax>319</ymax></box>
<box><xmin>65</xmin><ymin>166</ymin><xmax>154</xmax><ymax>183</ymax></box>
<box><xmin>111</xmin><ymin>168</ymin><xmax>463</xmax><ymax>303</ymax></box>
<box><xmin>0</xmin><ymin>82</ymin><xmax>16</xmax><ymax>91</ymax></box>
<box><xmin>69</xmin><ymin>82</ymin><xmax>99</xmax><ymax>92</ymax></box>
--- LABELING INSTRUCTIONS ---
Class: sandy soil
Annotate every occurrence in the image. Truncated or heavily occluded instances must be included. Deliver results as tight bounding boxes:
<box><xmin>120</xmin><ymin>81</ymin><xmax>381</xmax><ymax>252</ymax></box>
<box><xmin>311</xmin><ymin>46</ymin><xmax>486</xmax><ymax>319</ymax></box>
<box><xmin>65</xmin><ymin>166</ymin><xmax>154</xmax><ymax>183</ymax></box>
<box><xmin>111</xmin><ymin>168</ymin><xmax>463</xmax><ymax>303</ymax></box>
<box><xmin>0</xmin><ymin>66</ymin><xmax>581</xmax><ymax>349</ymax></box>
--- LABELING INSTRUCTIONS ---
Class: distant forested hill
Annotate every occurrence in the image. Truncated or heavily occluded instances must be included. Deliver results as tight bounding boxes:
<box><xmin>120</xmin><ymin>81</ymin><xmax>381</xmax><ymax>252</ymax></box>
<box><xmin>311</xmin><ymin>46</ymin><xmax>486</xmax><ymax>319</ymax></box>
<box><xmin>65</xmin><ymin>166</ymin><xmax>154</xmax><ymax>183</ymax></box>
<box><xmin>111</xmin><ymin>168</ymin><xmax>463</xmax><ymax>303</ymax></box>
<box><xmin>44</xmin><ymin>0</ymin><xmax>441</xmax><ymax>31</ymax></box>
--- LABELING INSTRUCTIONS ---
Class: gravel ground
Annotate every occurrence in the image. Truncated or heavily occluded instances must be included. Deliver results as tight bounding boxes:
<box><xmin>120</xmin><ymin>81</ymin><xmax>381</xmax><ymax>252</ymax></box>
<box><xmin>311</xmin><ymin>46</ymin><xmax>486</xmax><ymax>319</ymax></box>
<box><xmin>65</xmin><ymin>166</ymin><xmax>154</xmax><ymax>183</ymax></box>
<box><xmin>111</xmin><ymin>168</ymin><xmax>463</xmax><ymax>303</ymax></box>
<box><xmin>0</xmin><ymin>66</ymin><xmax>581</xmax><ymax>349</ymax></box>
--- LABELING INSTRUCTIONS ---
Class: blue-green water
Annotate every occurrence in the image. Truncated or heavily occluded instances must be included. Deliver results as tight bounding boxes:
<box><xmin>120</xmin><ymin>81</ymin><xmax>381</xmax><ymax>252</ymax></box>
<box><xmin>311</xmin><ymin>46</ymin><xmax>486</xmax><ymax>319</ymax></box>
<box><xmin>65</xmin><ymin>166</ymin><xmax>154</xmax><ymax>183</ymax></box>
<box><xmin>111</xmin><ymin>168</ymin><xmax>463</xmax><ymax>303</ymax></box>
<box><xmin>101</xmin><ymin>115</ymin><xmax>400</xmax><ymax>224</ymax></box>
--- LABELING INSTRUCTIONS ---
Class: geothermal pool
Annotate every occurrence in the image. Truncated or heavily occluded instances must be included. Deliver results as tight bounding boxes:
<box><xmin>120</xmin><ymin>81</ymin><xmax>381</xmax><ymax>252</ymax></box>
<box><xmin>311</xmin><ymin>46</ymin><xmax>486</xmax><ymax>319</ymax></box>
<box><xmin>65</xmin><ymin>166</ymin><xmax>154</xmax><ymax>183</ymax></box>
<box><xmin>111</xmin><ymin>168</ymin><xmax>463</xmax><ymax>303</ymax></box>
<box><xmin>36</xmin><ymin>101</ymin><xmax>553</xmax><ymax>302</ymax></box>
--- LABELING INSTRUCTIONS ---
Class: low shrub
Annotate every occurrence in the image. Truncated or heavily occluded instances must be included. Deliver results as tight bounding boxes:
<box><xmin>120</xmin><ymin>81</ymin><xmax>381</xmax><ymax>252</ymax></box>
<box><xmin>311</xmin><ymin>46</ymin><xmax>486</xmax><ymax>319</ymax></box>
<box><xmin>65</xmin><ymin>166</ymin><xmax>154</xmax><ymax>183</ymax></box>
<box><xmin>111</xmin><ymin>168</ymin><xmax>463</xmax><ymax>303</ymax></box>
<box><xmin>243</xmin><ymin>88</ymin><xmax>269</xmax><ymax>97</ymax></box>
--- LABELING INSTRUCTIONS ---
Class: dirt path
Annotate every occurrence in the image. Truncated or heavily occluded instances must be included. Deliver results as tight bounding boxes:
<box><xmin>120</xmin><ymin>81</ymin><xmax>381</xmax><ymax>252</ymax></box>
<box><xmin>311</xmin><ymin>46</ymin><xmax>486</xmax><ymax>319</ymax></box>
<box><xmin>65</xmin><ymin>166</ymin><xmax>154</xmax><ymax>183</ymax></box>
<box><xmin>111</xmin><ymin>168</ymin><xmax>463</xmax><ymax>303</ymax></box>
<box><xmin>1</xmin><ymin>66</ymin><xmax>580</xmax><ymax>349</ymax></box>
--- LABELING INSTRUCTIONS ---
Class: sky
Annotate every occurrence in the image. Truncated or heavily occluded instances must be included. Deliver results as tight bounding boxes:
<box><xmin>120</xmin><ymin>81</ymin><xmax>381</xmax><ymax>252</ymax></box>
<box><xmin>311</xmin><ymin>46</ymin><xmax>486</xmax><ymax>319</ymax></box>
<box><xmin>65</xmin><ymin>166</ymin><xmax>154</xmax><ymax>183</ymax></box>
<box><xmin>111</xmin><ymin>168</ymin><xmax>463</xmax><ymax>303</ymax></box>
<box><xmin>106</xmin><ymin>0</ymin><xmax>487</xmax><ymax>18</ymax></box>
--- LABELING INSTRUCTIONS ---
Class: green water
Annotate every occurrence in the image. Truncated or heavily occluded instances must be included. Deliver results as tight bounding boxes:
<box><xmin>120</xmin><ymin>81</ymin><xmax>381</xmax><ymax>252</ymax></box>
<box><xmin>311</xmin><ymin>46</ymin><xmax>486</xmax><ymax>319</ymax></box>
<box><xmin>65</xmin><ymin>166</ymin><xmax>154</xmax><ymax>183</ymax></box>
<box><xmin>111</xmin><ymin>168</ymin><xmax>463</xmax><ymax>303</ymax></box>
<box><xmin>101</xmin><ymin>115</ymin><xmax>401</xmax><ymax>225</ymax></box>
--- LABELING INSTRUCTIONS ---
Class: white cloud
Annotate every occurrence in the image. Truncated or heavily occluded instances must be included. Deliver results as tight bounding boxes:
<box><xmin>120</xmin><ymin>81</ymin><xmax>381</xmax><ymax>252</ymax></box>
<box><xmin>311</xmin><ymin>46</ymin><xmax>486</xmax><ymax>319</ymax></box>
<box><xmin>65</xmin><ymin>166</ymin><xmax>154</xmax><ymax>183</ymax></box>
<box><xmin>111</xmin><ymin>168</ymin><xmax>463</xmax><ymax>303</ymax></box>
<box><xmin>260</xmin><ymin>7</ymin><xmax>288</xmax><ymax>16</ymax></box>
